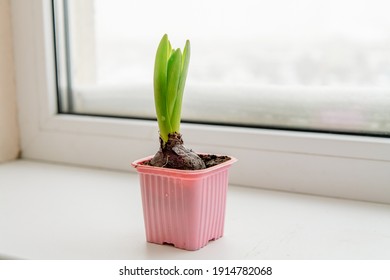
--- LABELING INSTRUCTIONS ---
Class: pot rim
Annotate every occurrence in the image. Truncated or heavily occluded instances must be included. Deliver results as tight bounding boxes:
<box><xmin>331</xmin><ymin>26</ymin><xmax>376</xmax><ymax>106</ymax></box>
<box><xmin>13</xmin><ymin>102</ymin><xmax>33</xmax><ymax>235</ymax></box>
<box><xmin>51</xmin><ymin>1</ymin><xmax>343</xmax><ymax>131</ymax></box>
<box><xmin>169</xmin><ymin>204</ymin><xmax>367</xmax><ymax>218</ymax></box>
<box><xmin>132</xmin><ymin>154</ymin><xmax>237</xmax><ymax>178</ymax></box>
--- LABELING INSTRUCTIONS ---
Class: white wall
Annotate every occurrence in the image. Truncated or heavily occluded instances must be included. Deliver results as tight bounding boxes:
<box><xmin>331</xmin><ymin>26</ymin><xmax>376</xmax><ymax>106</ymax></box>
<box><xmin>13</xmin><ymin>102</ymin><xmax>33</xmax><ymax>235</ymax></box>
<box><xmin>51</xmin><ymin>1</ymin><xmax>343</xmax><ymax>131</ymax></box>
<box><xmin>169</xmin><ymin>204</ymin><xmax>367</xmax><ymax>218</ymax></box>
<box><xmin>0</xmin><ymin>0</ymin><xmax>20</xmax><ymax>162</ymax></box>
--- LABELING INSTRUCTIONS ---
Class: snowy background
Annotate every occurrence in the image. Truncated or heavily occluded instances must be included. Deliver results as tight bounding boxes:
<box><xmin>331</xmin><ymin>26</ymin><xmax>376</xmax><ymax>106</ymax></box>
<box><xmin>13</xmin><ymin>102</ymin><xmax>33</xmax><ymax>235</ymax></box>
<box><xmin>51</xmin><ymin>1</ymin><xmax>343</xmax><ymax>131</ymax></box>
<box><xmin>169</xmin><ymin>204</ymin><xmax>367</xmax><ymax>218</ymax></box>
<box><xmin>63</xmin><ymin>0</ymin><xmax>390</xmax><ymax>135</ymax></box>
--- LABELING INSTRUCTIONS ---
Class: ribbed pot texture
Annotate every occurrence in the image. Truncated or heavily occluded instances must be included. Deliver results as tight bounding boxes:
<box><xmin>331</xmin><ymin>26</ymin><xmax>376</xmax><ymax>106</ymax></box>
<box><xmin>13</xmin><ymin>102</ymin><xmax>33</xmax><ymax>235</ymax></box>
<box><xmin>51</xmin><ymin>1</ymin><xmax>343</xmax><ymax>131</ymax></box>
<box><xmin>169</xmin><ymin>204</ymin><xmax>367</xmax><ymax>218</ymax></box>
<box><xmin>132</xmin><ymin>156</ymin><xmax>236</xmax><ymax>251</ymax></box>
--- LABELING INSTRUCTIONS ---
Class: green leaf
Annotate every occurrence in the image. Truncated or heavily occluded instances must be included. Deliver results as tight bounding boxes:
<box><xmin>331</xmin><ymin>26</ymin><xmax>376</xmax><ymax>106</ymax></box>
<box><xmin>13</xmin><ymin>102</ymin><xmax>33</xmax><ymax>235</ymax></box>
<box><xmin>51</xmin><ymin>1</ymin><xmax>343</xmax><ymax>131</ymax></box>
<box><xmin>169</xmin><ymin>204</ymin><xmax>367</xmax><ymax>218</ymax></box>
<box><xmin>167</xmin><ymin>40</ymin><xmax>172</xmax><ymax>58</ymax></box>
<box><xmin>166</xmin><ymin>49</ymin><xmax>182</xmax><ymax>126</ymax></box>
<box><xmin>153</xmin><ymin>34</ymin><xmax>171</xmax><ymax>143</ymax></box>
<box><xmin>171</xmin><ymin>40</ymin><xmax>190</xmax><ymax>133</ymax></box>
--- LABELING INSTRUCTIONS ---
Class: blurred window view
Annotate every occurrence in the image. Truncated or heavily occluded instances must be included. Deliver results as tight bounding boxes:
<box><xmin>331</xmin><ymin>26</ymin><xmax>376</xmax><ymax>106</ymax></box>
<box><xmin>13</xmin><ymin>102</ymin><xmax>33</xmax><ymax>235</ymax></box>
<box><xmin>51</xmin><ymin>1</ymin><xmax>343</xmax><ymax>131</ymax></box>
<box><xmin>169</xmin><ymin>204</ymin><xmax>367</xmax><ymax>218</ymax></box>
<box><xmin>54</xmin><ymin>0</ymin><xmax>390</xmax><ymax>136</ymax></box>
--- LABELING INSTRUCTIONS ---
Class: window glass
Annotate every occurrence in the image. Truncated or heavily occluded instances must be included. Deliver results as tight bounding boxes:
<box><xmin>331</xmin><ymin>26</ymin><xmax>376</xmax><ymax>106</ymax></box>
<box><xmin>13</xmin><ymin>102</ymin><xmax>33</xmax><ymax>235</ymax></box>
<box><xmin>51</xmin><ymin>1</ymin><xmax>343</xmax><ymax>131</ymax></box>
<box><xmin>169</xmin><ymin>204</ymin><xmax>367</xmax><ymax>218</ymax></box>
<box><xmin>54</xmin><ymin>0</ymin><xmax>390</xmax><ymax>136</ymax></box>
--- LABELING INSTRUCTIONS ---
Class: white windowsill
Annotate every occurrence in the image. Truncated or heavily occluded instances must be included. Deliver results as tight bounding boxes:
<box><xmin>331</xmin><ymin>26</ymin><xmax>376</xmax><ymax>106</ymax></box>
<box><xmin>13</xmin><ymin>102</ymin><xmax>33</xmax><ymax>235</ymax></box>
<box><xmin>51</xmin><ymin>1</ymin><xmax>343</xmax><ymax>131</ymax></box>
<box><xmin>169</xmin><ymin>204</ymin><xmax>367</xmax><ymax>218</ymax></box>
<box><xmin>1</xmin><ymin>160</ymin><xmax>389</xmax><ymax>260</ymax></box>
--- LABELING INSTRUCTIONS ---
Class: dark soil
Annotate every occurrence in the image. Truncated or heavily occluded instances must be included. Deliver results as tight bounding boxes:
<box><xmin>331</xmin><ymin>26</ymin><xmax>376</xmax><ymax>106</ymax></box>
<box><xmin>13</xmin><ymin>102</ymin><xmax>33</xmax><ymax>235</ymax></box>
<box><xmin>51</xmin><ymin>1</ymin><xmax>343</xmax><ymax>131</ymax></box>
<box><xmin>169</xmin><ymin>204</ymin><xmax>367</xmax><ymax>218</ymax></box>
<box><xmin>144</xmin><ymin>153</ymin><xmax>230</xmax><ymax>170</ymax></box>
<box><xmin>198</xmin><ymin>154</ymin><xmax>231</xmax><ymax>168</ymax></box>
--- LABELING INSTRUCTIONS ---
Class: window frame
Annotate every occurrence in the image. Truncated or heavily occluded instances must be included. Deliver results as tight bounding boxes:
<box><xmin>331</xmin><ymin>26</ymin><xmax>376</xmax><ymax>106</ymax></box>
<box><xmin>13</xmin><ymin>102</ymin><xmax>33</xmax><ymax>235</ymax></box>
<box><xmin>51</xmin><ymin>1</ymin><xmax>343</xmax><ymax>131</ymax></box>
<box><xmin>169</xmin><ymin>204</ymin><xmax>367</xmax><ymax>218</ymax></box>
<box><xmin>11</xmin><ymin>0</ymin><xmax>390</xmax><ymax>204</ymax></box>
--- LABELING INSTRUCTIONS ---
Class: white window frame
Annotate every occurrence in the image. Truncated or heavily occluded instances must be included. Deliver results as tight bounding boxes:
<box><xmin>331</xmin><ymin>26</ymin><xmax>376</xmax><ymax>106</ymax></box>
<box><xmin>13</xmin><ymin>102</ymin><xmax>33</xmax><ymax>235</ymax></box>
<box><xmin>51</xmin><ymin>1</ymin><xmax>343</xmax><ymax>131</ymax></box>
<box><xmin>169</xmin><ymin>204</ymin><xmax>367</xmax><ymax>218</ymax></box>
<box><xmin>12</xmin><ymin>0</ymin><xmax>390</xmax><ymax>204</ymax></box>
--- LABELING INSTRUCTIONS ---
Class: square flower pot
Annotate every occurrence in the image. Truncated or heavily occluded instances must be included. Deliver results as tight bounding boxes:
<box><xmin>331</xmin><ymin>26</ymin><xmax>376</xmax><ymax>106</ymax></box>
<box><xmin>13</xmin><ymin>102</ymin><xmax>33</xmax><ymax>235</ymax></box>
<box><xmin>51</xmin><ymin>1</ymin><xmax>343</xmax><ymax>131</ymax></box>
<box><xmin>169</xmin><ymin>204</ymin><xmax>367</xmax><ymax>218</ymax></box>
<box><xmin>132</xmin><ymin>155</ymin><xmax>236</xmax><ymax>251</ymax></box>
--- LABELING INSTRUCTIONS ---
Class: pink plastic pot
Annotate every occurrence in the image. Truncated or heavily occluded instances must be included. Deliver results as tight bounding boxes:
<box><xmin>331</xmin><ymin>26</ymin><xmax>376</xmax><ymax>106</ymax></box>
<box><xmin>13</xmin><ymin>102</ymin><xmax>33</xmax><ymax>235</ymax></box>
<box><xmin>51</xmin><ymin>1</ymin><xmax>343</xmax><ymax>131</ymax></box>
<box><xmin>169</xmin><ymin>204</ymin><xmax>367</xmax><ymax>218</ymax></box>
<box><xmin>132</xmin><ymin>155</ymin><xmax>237</xmax><ymax>251</ymax></box>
